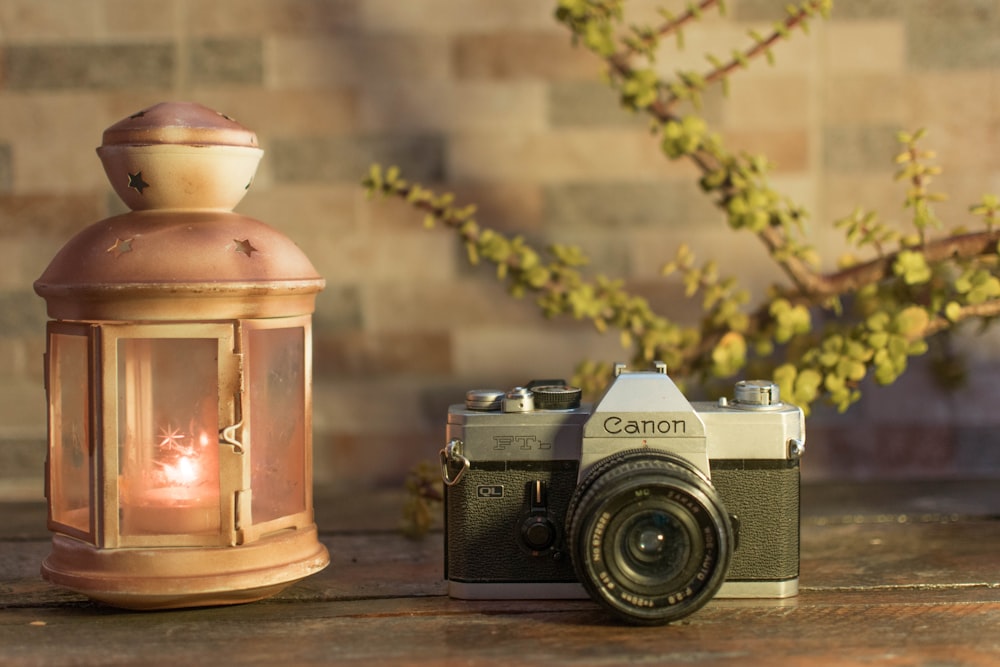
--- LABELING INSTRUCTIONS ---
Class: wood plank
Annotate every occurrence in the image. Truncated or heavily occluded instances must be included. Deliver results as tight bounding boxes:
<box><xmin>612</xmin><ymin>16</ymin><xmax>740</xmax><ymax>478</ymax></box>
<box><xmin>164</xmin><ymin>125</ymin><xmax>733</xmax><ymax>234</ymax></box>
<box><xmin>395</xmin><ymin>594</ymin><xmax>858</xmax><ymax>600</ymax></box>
<box><xmin>0</xmin><ymin>521</ymin><xmax>1000</xmax><ymax>665</ymax></box>
<box><xmin>6</xmin><ymin>518</ymin><xmax>999</xmax><ymax>605</ymax></box>
<box><xmin>2</xmin><ymin>593</ymin><xmax>1000</xmax><ymax>666</ymax></box>
<box><xmin>2</xmin><ymin>482</ymin><xmax>999</xmax><ymax>665</ymax></box>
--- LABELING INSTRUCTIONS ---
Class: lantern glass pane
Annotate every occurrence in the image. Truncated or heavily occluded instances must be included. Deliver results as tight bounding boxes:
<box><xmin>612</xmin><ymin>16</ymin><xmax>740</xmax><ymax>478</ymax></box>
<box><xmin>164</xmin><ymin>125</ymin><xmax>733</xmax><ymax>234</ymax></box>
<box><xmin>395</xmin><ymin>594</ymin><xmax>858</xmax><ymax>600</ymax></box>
<box><xmin>248</xmin><ymin>327</ymin><xmax>306</xmax><ymax>523</ymax></box>
<box><xmin>48</xmin><ymin>332</ymin><xmax>92</xmax><ymax>536</ymax></box>
<box><xmin>117</xmin><ymin>338</ymin><xmax>221</xmax><ymax>536</ymax></box>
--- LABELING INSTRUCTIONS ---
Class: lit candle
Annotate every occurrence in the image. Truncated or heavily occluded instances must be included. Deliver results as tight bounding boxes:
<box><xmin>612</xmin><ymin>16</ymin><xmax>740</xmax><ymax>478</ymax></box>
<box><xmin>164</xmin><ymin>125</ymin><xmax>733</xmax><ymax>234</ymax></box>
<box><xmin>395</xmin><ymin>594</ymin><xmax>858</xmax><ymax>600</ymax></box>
<box><xmin>121</xmin><ymin>426</ymin><xmax>221</xmax><ymax>536</ymax></box>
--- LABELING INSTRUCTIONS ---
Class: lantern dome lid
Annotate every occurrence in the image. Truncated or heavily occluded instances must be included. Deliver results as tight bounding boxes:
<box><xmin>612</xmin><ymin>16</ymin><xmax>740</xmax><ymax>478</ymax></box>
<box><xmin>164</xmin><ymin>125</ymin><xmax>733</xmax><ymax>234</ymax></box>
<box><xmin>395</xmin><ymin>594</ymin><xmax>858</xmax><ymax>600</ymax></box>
<box><xmin>34</xmin><ymin>101</ymin><xmax>323</xmax><ymax>321</ymax></box>
<box><xmin>34</xmin><ymin>210</ymin><xmax>325</xmax><ymax>321</ymax></box>
<box><xmin>101</xmin><ymin>101</ymin><xmax>259</xmax><ymax>148</ymax></box>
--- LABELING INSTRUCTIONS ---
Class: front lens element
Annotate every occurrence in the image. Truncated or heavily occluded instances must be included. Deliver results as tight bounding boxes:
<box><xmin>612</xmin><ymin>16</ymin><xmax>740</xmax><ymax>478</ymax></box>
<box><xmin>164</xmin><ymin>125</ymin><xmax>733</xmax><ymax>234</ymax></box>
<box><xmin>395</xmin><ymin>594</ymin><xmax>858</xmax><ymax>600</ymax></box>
<box><xmin>622</xmin><ymin>510</ymin><xmax>690</xmax><ymax>580</ymax></box>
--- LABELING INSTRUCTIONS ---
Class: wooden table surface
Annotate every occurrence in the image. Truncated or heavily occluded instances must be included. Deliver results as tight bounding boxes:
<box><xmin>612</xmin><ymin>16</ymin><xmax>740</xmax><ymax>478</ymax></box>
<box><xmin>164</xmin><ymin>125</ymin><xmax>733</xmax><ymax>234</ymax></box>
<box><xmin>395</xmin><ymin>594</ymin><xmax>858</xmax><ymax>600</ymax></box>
<box><xmin>2</xmin><ymin>480</ymin><xmax>999</xmax><ymax>666</ymax></box>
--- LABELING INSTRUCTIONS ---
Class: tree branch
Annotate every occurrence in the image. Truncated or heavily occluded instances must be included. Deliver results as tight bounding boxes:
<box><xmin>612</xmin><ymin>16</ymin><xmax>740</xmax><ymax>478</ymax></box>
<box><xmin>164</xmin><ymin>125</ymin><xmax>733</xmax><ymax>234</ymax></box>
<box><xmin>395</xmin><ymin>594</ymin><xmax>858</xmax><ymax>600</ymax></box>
<box><xmin>925</xmin><ymin>300</ymin><xmax>1000</xmax><ymax>337</ymax></box>
<box><xmin>604</xmin><ymin>1</ymin><xmax>834</xmax><ymax>299</ymax></box>
<box><xmin>792</xmin><ymin>229</ymin><xmax>1000</xmax><ymax>302</ymax></box>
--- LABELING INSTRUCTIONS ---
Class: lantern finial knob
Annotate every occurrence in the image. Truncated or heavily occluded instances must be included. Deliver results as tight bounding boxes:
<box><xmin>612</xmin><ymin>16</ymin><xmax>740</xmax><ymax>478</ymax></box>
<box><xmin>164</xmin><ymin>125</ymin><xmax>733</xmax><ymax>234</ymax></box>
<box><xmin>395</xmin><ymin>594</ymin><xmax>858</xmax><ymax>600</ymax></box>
<box><xmin>97</xmin><ymin>101</ymin><xmax>263</xmax><ymax>212</ymax></box>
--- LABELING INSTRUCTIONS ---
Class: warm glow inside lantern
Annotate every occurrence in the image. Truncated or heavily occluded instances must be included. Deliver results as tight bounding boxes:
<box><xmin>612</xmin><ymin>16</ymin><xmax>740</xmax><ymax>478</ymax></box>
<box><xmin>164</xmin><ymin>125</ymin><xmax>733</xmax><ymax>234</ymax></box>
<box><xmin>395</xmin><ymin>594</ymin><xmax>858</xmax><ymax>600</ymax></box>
<box><xmin>34</xmin><ymin>102</ymin><xmax>329</xmax><ymax>609</ymax></box>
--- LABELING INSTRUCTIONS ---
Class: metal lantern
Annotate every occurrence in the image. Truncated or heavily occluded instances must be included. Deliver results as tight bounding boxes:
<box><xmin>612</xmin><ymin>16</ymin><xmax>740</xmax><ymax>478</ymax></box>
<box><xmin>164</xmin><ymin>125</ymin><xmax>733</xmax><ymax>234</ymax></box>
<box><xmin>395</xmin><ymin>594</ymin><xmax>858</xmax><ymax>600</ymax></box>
<box><xmin>34</xmin><ymin>102</ymin><xmax>329</xmax><ymax>609</ymax></box>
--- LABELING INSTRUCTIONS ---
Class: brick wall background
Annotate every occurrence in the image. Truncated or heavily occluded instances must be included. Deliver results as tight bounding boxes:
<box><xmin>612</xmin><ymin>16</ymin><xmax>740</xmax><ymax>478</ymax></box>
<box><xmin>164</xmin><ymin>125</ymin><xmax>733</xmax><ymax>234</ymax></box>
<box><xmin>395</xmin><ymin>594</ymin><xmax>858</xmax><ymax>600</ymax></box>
<box><xmin>1</xmin><ymin>0</ymin><xmax>999</xmax><ymax>499</ymax></box>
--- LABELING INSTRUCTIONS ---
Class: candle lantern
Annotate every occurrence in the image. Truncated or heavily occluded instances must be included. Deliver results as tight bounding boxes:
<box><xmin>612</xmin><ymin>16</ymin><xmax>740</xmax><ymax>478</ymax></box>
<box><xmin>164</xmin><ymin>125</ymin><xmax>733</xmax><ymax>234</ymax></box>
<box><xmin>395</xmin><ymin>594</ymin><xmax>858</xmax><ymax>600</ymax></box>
<box><xmin>34</xmin><ymin>102</ymin><xmax>329</xmax><ymax>609</ymax></box>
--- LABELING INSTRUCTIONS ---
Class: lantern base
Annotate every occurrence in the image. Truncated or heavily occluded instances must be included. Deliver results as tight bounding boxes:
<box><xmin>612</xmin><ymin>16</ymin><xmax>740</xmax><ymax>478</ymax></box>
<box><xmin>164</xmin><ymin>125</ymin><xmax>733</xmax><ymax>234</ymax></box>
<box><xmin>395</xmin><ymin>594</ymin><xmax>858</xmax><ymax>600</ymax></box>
<box><xmin>41</xmin><ymin>526</ymin><xmax>329</xmax><ymax>610</ymax></box>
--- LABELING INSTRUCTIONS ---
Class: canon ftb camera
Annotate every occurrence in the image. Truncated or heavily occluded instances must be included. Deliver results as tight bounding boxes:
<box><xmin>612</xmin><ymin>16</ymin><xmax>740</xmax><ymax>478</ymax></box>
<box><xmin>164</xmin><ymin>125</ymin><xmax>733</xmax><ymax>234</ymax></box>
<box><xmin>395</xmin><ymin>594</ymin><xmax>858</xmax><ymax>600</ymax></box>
<box><xmin>440</xmin><ymin>362</ymin><xmax>805</xmax><ymax>625</ymax></box>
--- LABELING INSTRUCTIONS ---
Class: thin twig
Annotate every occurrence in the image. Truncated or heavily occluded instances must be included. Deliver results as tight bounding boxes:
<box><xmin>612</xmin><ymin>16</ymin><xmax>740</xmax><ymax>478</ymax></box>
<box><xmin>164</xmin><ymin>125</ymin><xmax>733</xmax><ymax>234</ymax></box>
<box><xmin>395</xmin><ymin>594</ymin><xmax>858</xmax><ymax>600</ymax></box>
<box><xmin>682</xmin><ymin>2</ymin><xmax>821</xmax><ymax>108</ymax></box>
<box><xmin>616</xmin><ymin>0</ymin><xmax>720</xmax><ymax>62</ymax></box>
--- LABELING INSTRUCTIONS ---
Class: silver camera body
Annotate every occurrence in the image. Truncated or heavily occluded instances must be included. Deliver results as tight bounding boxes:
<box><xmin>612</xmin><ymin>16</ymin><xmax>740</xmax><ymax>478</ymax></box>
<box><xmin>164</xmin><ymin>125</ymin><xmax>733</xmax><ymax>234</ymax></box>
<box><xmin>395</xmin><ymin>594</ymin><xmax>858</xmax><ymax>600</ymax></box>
<box><xmin>440</xmin><ymin>362</ymin><xmax>805</xmax><ymax>625</ymax></box>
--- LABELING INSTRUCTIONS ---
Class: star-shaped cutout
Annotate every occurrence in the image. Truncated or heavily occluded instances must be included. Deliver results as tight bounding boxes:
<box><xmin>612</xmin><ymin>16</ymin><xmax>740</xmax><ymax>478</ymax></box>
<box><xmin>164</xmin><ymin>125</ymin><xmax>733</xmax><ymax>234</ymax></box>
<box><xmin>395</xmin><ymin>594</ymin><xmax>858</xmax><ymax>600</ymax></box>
<box><xmin>106</xmin><ymin>237</ymin><xmax>134</xmax><ymax>258</ymax></box>
<box><xmin>234</xmin><ymin>238</ymin><xmax>258</xmax><ymax>257</ymax></box>
<box><xmin>157</xmin><ymin>424</ymin><xmax>186</xmax><ymax>451</ymax></box>
<box><xmin>127</xmin><ymin>171</ymin><xmax>150</xmax><ymax>194</ymax></box>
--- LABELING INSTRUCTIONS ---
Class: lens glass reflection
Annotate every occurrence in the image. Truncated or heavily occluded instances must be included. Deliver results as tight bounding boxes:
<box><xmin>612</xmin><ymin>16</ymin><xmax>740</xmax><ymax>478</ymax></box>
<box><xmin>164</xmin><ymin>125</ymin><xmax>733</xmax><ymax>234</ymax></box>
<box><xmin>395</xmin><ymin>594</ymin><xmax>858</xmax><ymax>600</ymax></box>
<box><xmin>621</xmin><ymin>510</ymin><xmax>690</xmax><ymax>584</ymax></box>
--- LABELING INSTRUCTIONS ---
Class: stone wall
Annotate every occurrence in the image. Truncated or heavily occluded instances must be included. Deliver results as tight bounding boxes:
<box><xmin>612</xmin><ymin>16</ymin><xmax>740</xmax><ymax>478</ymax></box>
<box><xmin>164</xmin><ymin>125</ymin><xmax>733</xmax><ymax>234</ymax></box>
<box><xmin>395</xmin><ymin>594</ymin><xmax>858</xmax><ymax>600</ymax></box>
<box><xmin>2</xmin><ymin>0</ymin><xmax>999</xmax><ymax>497</ymax></box>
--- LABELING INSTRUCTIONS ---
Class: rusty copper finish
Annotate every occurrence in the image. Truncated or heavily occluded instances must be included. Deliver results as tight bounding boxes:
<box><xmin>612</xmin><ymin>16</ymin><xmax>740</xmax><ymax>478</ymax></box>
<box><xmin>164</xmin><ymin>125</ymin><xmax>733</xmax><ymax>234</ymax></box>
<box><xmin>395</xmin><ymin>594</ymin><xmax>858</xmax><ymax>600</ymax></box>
<box><xmin>94</xmin><ymin>101</ymin><xmax>266</xmax><ymax>212</ymax></box>
<box><xmin>36</xmin><ymin>102</ymin><xmax>324</xmax><ymax>320</ymax></box>
<box><xmin>34</xmin><ymin>102</ymin><xmax>328</xmax><ymax>610</ymax></box>
<box><xmin>102</xmin><ymin>101</ymin><xmax>259</xmax><ymax>147</ymax></box>
<box><xmin>35</xmin><ymin>209</ymin><xmax>324</xmax><ymax>321</ymax></box>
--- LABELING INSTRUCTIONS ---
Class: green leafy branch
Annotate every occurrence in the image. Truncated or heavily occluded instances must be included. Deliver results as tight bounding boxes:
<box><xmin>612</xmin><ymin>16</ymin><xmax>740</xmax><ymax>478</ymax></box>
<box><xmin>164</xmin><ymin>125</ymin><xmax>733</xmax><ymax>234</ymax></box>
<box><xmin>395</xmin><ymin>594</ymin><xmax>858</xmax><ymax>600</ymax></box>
<box><xmin>364</xmin><ymin>164</ymin><xmax>700</xmax><ymax>377</ymax></box>
<box><xmin>589</xmin><ymin>0</ymin><xmax>830</xmax><ymax>300</ymax></box>
<box><xmin>668</xmin><ymin>0</ymin><xmax>832</xmax><ymax>107</ymax></box>
<box><xmin>363</xmin><ymin>0</ymin><xmax>1000</xmax><ymax>418</ymax></box>
<box><xmin>896</xmin><ymin>128</ymin><xmax>946</xmax><ymax>243</ymax></box>
<box><xmin>400</xmin><ymin>461</ymin><xmax>442</xmax><ymax>539</ymax></box>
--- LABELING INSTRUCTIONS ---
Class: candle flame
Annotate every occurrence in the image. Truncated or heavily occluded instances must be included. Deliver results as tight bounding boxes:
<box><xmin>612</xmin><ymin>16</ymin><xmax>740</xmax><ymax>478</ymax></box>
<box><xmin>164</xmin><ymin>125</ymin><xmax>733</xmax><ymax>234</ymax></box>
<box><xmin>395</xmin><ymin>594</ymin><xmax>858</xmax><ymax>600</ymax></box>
<box><xmin>164</xmin><ymin>455</ymin><xmax>200</xmax><ymax>485</ymax></box>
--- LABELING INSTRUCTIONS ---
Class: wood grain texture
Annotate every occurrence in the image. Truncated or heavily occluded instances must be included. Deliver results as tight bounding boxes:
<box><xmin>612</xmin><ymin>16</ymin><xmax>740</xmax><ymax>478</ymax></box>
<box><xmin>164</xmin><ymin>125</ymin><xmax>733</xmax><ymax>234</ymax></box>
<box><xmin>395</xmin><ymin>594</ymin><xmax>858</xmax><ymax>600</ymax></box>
<box><xmin>2</xmin><ymin>481</ymin><xmax>999</xmax><ymax>666</ymax></box>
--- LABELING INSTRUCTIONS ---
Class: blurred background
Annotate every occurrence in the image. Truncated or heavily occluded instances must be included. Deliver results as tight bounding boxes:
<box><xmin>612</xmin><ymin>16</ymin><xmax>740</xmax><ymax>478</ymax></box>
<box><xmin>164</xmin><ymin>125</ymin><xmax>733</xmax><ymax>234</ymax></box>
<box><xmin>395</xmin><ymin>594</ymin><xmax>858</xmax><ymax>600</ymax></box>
<box><xmin>1</xmin><ymin>0</ymin><xmax>999</xmax><ymax>499</ymax></box>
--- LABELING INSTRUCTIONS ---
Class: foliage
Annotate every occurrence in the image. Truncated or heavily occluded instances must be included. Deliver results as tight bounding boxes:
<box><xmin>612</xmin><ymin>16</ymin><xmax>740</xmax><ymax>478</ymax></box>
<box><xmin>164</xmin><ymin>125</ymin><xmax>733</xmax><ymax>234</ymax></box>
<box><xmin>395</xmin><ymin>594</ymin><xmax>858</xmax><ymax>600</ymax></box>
<box><xmin>363</xmin><ymin>0</ymin><xmax>1000</xmax><ymax>417</ymax></box>
<box><xmin>400</xmin><ymin>461</ymin><xmax>442</xmax><ymax>540</ymax></box>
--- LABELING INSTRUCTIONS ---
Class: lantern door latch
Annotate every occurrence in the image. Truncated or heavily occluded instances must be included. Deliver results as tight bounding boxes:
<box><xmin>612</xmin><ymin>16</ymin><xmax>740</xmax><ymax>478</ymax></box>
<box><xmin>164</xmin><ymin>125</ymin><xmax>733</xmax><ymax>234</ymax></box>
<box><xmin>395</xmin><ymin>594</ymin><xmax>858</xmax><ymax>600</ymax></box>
<box><xmin>220</xmin><ymin>420</ymin><xmax>244</xmax><ymax>452</ymax></box>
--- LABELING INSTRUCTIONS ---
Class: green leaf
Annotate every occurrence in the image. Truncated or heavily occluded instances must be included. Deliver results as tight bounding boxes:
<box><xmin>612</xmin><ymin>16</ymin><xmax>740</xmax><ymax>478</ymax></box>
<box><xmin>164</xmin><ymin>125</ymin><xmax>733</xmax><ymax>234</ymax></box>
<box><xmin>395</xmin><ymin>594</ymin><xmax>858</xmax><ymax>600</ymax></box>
<box><xmin>661</xmin><ymin>116</ymin><xmax>707</xmax><ymax>158</ymax></box>
<box><xmin>892</xmin><ymin>250</ymin><xmax>932</xmax><ymax>285</ymax></box>
<box><xmin>710</xmin><ymin>331</ymin><xmax>747</xmax><ymax>377</ymax></box>
<box><xmin>622</xmin><ymin>68</ymin><xmax>660</xmax><ymax>109</ymax></box>
<box><xmin>868</xmin><ymin>331</ymin><xmax>889</xmax><ymax>349</ymax></box>
<box><xmin>866</xmin><ymin>312</ymin><xmax>890</xmax><ymax>332</ymax></box>
<box><xmin>823</xmin><ymin>372</ymin><xmax>845</xmax><ymax>394</ymax></box>
<box><xmin>465</xmin><ymin>241</ymin><xmax>479</xmax><ymax>265</ymax></box>
<box><xmin>773</xmin><ymin>363</ymin><xmax>797</xmax><ymax>399</ymax></box>
<box><xmin>836</xmin><ymin>358</ymin><xmax>866</xmax><ymax>382</ymax></box>
<box><xmin>945</xmin><ymin>301</ymin><xmax>963</xmax><ymax>322</ymax></box>
<box><xmin>525</xmin><ymin>266</ymin><xmax>551</xmax><ymax>288</ymax></box>
<box><xmin>792</xmin><ymin>368</ymin><xmax>822</xmax><ymax>406</ymax></box>
<box><xmin>893</xmin><ymin>306</ymin><xmax>929</xmax><ymax>339</ymax></box>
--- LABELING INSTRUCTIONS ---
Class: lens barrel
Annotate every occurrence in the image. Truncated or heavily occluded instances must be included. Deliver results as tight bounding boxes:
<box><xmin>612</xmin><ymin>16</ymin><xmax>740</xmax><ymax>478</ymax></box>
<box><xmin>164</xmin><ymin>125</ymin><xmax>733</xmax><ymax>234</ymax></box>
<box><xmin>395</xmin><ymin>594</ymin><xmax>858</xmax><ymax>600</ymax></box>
<box><xmin>566</xmin><ymin>450</ymin><xmax>733</xmax><ymax>625</ymax></box>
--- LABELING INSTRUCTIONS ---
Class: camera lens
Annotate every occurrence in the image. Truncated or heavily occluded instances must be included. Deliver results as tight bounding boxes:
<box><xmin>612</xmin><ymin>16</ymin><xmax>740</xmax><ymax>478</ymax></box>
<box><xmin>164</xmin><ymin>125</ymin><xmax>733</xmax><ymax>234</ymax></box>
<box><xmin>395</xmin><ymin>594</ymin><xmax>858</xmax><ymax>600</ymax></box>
<box><xmin>567</xmin><ymin>450</ymin><xmax>733</xmax><ymax>625</ymax></box>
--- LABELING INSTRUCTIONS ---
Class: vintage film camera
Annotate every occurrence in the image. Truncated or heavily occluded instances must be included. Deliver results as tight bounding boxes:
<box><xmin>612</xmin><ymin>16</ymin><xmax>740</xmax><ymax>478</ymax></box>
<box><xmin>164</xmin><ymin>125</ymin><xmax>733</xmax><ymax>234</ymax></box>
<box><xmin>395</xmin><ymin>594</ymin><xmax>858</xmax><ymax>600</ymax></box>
<box><xmin>440</xmin><ymin>362</ymin><xmax>805</xmax><ymax>625</ymax></box>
